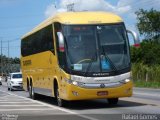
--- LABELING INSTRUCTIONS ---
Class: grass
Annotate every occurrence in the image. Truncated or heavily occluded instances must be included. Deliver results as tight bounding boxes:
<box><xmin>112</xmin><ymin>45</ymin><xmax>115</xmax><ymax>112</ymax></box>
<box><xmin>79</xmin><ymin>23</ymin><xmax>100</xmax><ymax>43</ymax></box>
<box><xmin>134</xmin><ymin>81</ymin><xmax>160</xmax><ymax>89</ymax></box>
<box><xmin>132</xmin><ymin>63</ymin><xmax>160</xmax><ymax>89</ymax></box>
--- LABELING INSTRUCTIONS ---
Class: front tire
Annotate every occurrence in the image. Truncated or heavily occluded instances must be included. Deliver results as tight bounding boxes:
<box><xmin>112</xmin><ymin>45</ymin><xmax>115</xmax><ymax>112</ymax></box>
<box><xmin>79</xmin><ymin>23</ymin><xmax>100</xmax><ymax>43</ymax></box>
<box><xmin>55</xmin><ymin>86</ymin><xmax>65</xmax><ymax>107</ymax></box>
<box><xmin>10</xmin><ymin>85</ymin><xmax>13</xmax><ymax>91</ymax></box>
<box><xmin>107</xmin><ymin>98</ymin><xmax>119</xmax><ymax>105</ymax></box>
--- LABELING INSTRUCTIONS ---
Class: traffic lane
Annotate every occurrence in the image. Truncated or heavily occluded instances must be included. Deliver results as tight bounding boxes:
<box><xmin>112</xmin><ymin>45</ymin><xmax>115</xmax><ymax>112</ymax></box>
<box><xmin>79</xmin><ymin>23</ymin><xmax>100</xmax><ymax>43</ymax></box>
<box><xmin>1</xmin><ymin>82</ymin><xmax>160</xmax><ymax>108</ymax></box>
<box><xmin>1</xmin><ymin>91</ymin><xmax>156</xmax><ymax>120</ymax></box>
<box><xmin>0</xmin><ymin>90</ymin><xmax>98</xmax><ymax>120</ymax></box>
<box><xmin>1</xmin><ymin>82</ymin><xmax>160</xmax><ymax>116</ymax></box>
<box><xmin>0</xmin><ymin>91</ymin><xmax>67</xmax><ymax>115</ymax></box>
<box><xmin>133</xmin><ymin>94</ymin><xmax>160</xmax><ymax>101</ymax></box>
<box><xmin>13</xmin><ymin>94</ymin><xmax>160</xmax><ymax>120</ymax></box>
<box><xmin>18</xmin><ymin>92</ymin><xmax>160</xmax><ymax>114</ymax></box>
<box><xmin>16</xmin><ymin>115</ymin><xmax>93</xmax><ymax>120</ymax></box>
<box><xmin>134</xmin><ymin>87</ymin><xmax>160</xmax><ymax>93</ymax></box>
<box><xmin>0</xmin><ymin>81</ymin><xmax>27</xmax><ymax>98</ymax></box>
<box><xmin>133</xmin><ymin>88</ymin><xmax>160</xmax><ymax>101</ymax></box>
<box><xmin>1</xmin><ymin>114</ymin><xmax>94</xmax><ymax>120</ymax></box>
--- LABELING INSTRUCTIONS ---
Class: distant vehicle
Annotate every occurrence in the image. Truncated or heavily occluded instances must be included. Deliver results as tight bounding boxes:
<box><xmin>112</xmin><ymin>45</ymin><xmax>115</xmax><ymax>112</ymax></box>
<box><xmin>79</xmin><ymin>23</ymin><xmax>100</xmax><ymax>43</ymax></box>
<box><xmin>7</xmin><ymin>72</ymin><xmax>23</xmax><ymax>91</ymax></box>
<box><xmin>0</xmin><ymin>76</ymin><xmax>2</xmax><ymax>85</ymax></box>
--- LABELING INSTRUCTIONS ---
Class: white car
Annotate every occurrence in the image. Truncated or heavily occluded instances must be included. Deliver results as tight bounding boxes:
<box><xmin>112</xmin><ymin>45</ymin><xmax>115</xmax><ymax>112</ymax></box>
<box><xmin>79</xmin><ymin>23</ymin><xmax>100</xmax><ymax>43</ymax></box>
<box><xmin>7</xmin><ymin>72</ymin><xmax>23</xmax><ymax>91</ymax></box>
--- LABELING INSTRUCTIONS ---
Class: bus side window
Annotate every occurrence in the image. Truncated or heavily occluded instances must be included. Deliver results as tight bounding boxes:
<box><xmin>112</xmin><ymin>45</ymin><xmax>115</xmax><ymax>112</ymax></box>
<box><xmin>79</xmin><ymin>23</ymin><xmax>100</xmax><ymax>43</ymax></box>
<box><xmin>46</xmin><ymin>25</ymin><xmax>55</xmax><ymax>54</ymax></box>
<box><xmin>21</xmin><ymin>24</ymin><xmax>55</xmax><ymax>57</ymax></box>
<box><xmin>39</xmin><ymin>25</ymin><xmax>55</xmax><ymax>54</ymax></box>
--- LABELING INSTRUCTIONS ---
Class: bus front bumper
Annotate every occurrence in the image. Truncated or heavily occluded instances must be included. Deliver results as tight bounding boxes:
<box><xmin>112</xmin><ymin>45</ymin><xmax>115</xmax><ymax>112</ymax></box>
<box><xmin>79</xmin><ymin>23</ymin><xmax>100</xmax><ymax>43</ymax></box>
<box><xmin>64</xmin><ymin>81</ymin><xmax>133</xmax><ymax>100</ymax></box>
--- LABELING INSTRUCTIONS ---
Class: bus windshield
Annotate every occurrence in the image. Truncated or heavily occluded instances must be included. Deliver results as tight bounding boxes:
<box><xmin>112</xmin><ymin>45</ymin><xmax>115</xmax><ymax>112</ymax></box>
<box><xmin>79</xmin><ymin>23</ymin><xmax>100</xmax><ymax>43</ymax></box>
<box><xmin>63</xmin><ymin>23</ymin><xmax>130</xmax><ymax>75</ymax></box>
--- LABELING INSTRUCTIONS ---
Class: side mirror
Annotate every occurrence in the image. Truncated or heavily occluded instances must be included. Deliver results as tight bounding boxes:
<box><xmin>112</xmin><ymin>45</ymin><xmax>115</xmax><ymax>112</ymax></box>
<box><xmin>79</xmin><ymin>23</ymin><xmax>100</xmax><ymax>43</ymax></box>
<box><xmin>127</xmin><ymin>29</ymin><xmax>140</xmax><ymax>47</ymax></box>
<box><xmin>57</xmin><ymin>32</ymin><xmax>65</xmax><ymax>52</ymax></box>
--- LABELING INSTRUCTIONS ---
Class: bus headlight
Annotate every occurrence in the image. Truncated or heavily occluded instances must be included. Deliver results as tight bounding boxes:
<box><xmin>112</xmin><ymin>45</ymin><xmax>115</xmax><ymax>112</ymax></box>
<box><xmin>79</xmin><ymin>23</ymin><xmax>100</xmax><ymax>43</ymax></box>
<box><xmin>120</xmin><ymin>78</ymin><xmax>131</xmax><ymax>84</ymax></box>
<box><xmin>67</xmin><ymin>79</ymin><xmax>84</xmax><ymax>87</ymax></box>
<box><xmin>72</xmin><ymin>81</ymin><xmax>78</xmax><ymax>86</ymax></box>
<box><xmin>125</xmin><ymin>79</ymin><xmax>130</xmax><ymax>83</ymax></box>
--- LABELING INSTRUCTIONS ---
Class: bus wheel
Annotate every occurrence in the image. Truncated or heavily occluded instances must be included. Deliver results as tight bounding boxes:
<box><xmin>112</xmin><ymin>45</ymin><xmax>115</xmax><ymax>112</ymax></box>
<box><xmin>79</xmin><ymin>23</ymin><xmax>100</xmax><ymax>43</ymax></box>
<box><xmin>29</xmin><ymin>81</ymin><xmax>37</xmax><ymax>100</ymax></box>
<box><xmin>55</xmin><ymin>86</ymin><xmax>64</xmax><ymax>107</ymax></box>
<box><xmin>107</xmin><ymin>98</ymin><xmax>119</xmax><ymax>105</ymax></box>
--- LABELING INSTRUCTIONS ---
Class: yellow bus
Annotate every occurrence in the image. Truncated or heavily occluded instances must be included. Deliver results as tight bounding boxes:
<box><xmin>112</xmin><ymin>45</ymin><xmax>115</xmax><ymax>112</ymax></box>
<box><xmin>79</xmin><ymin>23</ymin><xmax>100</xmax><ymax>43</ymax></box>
<box><xmin>21</xmin><ymin>12</ymin><xmax>139</xmax><ymax>107</ymax></box>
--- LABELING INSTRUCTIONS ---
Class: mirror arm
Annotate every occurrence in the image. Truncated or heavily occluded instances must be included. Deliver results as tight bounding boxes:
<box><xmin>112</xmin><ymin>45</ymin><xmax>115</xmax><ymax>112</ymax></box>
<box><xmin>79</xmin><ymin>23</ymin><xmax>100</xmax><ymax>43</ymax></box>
<box><xmin>127</xmin><ymin>29</ymin><xmax>140</xmax><ymax>47</ymax></box>
<box><xmin>57</xmin><ymin>32</ymin><xmax>65</xmax><ymax>52</ymax></box>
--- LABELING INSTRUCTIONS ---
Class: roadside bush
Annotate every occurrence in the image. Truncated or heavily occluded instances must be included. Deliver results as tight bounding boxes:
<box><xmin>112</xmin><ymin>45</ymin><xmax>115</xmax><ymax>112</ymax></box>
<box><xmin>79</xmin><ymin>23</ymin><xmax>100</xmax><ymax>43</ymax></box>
<box><xmin>132</xmin><ymin>63</ymin><xmax>160</xmax><ymax>83</ymax></box>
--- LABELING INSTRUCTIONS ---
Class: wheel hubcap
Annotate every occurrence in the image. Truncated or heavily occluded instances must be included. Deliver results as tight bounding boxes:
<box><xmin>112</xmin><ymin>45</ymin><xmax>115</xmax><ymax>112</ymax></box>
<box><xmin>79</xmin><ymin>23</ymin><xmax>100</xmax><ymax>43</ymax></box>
<box><xmin>29</xmin><ymin>85</ymin><xmax>32</xmax><ymax>97</ymax></box>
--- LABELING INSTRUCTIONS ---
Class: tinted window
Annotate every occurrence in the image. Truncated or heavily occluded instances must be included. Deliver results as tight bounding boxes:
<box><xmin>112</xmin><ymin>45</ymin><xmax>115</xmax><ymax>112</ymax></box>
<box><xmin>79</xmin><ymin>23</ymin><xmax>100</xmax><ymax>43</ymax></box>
<box><xmin>21</xmin><ymin>25</ymin><xmax>54</xmax><ymax>56</ymax></box>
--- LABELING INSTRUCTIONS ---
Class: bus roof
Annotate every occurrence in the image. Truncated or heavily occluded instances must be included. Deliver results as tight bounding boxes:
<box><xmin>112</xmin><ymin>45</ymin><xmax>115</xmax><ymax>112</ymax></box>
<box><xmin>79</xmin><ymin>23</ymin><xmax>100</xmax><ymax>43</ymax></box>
<box><xmin>22</xmin><ymin>12</ymin><xmax>123</xmax><ymax>39</ymax></box>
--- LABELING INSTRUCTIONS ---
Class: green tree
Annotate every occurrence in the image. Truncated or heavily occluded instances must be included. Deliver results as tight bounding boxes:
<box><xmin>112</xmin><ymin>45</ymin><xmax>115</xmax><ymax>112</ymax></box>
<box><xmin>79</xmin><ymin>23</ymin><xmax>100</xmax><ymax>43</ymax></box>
<box><xmin>135</xmin><ymin>8</ymin><xmax>160</xmax><ymax>41</ymax></box>
<box><xmin>0</xmin><ymin>55</ymin><xmax>20</xmax><ymax>74</ymax></box>
<box><xmin>131</xmin><ymin>41</ymin><xmax>160</xmax><ymax>65</ymax></box>
<box><xmin>131</xmin><ymin>8</ymin><xmax>160</xmax><ymax>87</ymax></box>
<box><xmin>132</xmin><ymin>8</ymin><xmax>160</xmax><ymax>65</ymax></box>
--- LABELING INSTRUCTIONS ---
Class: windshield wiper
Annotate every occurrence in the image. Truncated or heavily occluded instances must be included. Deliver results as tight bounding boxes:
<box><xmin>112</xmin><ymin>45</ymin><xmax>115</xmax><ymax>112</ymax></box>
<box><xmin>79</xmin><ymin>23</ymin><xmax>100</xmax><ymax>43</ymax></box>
<box><xmin>101</xmin><ymin>46</ymin><xmax>117</xmax><ymax>72</ymax></box>
<box><xmin>83</xmin><ymin>51</ymin><xmax>97</xmax><ymax>76</ymax></box>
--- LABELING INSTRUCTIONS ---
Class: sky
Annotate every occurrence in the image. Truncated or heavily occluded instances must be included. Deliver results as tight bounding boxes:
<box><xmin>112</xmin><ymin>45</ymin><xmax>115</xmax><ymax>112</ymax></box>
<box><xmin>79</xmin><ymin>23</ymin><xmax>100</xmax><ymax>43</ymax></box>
<box><xmin>0</xmin><ymin>0</ymin><xmax>159</xmax><ymax>58</ymax></box>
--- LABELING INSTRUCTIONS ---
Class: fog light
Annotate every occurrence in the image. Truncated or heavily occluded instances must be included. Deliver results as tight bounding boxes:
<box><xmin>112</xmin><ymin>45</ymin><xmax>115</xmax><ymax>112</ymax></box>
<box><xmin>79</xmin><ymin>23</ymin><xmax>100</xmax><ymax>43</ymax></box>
<box><xmin>72</xmin><ymin>91</ymin><xmax>79</xmax><ymax>96</ymax></box>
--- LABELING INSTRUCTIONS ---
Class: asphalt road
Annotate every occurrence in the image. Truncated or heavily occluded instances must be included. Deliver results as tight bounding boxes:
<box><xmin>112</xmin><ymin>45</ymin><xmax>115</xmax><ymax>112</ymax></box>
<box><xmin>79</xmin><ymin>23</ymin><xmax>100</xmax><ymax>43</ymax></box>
<box><xmin>0</xmin><ymin>81</ymin><xmax>160</xmax><ymax>120</ymax></box>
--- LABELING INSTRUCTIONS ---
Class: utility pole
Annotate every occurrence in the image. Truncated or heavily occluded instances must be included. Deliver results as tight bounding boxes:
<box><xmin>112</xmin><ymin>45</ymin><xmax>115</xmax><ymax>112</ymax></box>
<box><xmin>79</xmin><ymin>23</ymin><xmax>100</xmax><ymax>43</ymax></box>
<box><xmin>8</xmin><ymin>41</ymin><xmax>9</xmax><ymax>59</ymax></box>
<box><xmin>8</xmin><ymin>40</ymin><xmax>10</xmax><ymax>74</ymax></box>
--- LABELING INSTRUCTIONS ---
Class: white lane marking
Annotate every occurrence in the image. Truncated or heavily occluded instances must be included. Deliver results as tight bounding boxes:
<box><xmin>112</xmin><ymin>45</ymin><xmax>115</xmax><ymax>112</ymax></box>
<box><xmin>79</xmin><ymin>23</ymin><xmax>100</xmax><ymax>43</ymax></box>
<box><xmin>0</xmin><ymin>105</ymin><xmax>46</xmax><ymax>106</ymax></box>
<box><xmin>134</xmin><ymin>92</ymin><xmax>160</xmax><ymax>97</ymax></box>
<box><xmin>0</xmin><ymin>100</ymin><xmax>31</xmax><ymax>102</ymax></box>
<box><xmin>0</xmin><ymin>97</ymin><xmax>27</xmax><ymax>99</ymax></box>
<box><xmin>0</xmin><ymin>108</ymin><xmax>54</xmax><ymax>111</ymax></box>
<box><xmin>0</xmin><ymin>95</ymin><xmax>27</xmax><ymax>99</ymax></box>
<box><xmin>0</xmin><ymin>102</ymin><xmax>36</xmax><ymax>103</ymax></box>
<box><xmin>0</xmin><ymin>90</ymin><xmax>98</xmax><ymax>120</ymax></box>
<box><xmin>0</xmin><ymin>95</ymin><xmax>11</xmax><ymax>98</ymax></box>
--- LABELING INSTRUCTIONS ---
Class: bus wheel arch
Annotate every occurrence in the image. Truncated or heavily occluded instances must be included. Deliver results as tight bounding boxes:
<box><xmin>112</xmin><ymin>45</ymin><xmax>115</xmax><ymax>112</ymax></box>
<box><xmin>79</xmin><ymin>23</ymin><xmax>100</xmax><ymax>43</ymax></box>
<box><xmin>28</xmin><ymin>77</ymin><xmax>37</xmax><ymax>100</ymax></box>
<box><xmin>29</xmin><ymin>77</ymin><xmax>33</xmax><ymax>98</ymax></box>
<box><xmin>53</xmin><ymin>79</ymin><xmax>58</xmax><ymax>97</ymax></box>
<box><xmin>27</xmin><ymin>78</ymin><xmax>29</xmax><ymax>91</ymax></box>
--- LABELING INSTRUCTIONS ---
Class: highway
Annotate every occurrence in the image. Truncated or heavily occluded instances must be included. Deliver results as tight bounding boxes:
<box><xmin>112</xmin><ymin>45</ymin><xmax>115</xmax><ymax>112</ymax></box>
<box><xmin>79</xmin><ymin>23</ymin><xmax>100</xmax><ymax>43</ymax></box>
<box><xmin>0</xmin><ymin>81</ymin><xmax>160</xmax><ymax>120</ymax></box>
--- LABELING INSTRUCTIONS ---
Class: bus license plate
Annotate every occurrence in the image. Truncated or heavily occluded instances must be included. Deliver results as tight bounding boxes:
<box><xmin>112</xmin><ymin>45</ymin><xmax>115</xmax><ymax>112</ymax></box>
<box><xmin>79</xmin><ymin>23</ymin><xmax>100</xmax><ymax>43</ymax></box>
<box><xmin>97</xmin><ymin>91</ymin><xmax>108</xmax><ymax>96</ymax></box>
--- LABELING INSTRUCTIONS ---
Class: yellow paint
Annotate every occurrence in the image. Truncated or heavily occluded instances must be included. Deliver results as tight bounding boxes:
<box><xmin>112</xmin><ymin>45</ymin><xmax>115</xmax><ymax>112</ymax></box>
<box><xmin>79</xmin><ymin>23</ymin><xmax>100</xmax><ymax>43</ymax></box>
<box><xmin>22</xmin><ymin>12</ymin><xmax>122</xmax><ymax>39</ymax></box>
<box><xmin>64</xmin><ymin>81</ymin><xmax>133</xmax><ymax>100</ymax></box>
